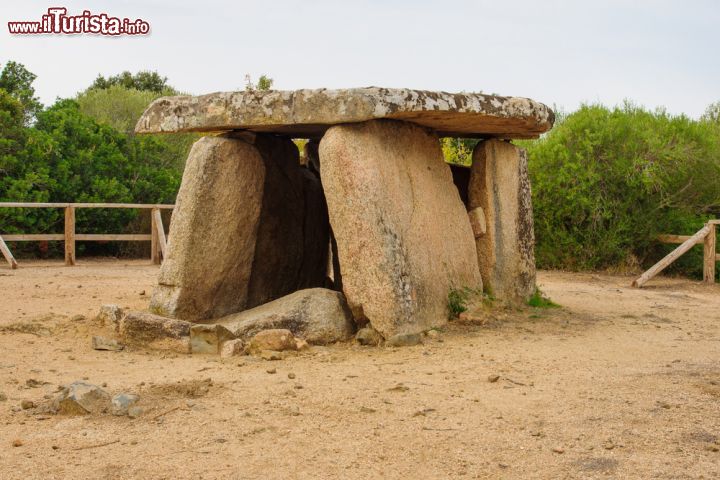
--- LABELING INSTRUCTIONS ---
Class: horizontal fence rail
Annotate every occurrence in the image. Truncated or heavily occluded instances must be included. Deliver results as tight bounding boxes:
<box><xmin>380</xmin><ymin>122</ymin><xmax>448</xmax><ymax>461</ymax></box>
<box><xmin>0</xmin><ymin>202</ymin><xmax>174</xmax><ymax>269</ymax></box>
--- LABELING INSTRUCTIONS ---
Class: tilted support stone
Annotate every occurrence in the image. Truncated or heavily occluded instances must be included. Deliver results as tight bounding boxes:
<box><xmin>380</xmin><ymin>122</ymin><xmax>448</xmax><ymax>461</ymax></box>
<box><xmin>150</xmin><ymin>133</ymin><xmax>329</xmax><ymax>321</ymax></box>
<box><xmin>319</xmin><ymin>119</ymin><xmax>482</xmax><ymax>338</ymax></box>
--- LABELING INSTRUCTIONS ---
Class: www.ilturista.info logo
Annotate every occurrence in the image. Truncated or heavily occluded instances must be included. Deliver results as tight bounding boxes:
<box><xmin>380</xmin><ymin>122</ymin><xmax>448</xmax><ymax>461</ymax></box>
<box><xmin>8</xmin><ymin>7</ymin><xmax>150</xmax><ymax>35</ymax></box>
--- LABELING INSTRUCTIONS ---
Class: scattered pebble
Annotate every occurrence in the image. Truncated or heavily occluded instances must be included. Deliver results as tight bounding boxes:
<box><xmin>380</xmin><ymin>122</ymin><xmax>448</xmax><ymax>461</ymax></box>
<box><xmin>487</xmin><ymin>375</ymin><xmax>500</xmax><ymax>383</ymax></box>
<box><xmin>552</xmin><ymin>447</ymin><xmax>565</xmax><ymax>454</ymax></box>
<box><xmin>20</xmin><ymin>400</ymin><xmax>35</xmax><ymax>410</ymax></box>
<box><xmin>266</xmin><ymin>368</ymin><xmax>277</xmax><ymax>374</ymax></box>
<box><xmin>287</xmin><ymin>373</ymin><xmax>296</xmax><ymax>379</ymax></box>
<box><xmin>127</xmin><ymin>406</ymin><xmax>143</xmax><ymax>419</ymax></box>
<box><xmin>12</xmin><ymin>439</ymin><xmax>23</xmax><ymax>447</ymax></box>
<box><xmin>92</xmin><ymin>336</ymin><xmax>125</xmax><ymax>352</ymax></box>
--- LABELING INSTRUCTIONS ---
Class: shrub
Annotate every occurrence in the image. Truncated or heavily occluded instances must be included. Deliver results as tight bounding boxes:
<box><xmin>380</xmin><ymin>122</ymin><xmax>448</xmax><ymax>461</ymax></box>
<box><xmin>522</xmin><ymin>102</ymin><xmax>720</xmax><ymax>276</ymax></box>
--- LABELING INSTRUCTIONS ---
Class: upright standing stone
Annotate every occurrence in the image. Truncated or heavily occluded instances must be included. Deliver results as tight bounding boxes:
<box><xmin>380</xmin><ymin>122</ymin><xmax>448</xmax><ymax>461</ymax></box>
<box><xmin>319</xmin><ymin>119</ymin><xmax>482</xmax><ymax>338</ymax></box>
<box><xmin>151</xmin><ymin>133</ymin><xmax>329</xmax><ymax>321</ymax></box>
<box><xmin>469</xmin><ymin>139</ymin><xmax>536</xmax><ymax>304</ymax></box>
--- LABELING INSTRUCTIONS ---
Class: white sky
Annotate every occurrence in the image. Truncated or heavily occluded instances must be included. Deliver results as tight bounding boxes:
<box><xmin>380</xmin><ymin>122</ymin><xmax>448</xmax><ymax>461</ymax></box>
<box><xmin>1</xmin><ymin>0</ymin><xmax>718</xmax><ymax>118</ymax></box>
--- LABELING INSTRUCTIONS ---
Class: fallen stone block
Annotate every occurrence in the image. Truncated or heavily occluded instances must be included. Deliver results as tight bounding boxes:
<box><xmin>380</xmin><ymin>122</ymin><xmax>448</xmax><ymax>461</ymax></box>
<box><xmin>53</xmin><ymin>381</ymin><xmax>111</xmax><ymax>415</ymax></box>
<box><xmin>215</xmin><ymin>288</ymin><xmax>354</xmax><ymax>345</ymax></box>
<box><xmin>246</xmin><ymin>329</ymin><xmax>297</xmax><ymax>355</ymax></box>
<box><xmin>190</xmin><ymin>324</ymin><xmax>236</xmax><ymax>354</ymax></box>
<box><xmin>118</xmin><ymin>311</ymin><xmax>191</xmax><ymax>353</ymax></box>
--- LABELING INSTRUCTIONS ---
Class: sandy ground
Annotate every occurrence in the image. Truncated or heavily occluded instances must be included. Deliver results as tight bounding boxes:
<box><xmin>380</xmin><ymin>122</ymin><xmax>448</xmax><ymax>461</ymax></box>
<box><xmin>0</xmin><ymin>259</ymin><xmax>718</xmax><ymax>479</ymax></box>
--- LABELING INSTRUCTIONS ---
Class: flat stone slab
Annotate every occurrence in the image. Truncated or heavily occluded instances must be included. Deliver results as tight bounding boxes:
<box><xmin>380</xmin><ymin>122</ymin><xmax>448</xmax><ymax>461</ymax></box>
<box><xmin>135</xmin><ymin>87</ymin><xmax>554</xmax><ymax>139</ymax></box>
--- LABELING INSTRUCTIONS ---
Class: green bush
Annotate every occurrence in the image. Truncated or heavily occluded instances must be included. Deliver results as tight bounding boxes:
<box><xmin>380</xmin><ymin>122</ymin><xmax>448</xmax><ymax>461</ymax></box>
<box><xmin>523</xmin><ymin>102</ymin><xmax>720</xmax><ymax>276</ymax></box>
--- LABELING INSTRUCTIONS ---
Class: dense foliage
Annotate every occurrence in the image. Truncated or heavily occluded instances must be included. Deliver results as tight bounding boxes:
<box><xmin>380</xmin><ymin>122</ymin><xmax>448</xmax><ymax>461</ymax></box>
<box><xmin>522</xmin><ymin>103</ymin><xmax>720</xmax><ymax>276</ymax></box>
<box><xmin>0</xmin><ymin>63</ymin><xmax>185</xmax><ymax>255</ymax></box>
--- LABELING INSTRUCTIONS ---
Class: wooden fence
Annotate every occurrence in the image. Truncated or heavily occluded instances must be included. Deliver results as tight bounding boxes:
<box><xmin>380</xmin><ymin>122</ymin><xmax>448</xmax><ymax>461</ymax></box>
<box><xmin>0</xmin><ymin>202</ymin><xmax>174</xmax><ymax>269</ymax></box>
<box><xmin>633</xmin><ymin>220</ymin><xmax>719</xmax><ymax>287</ymax></box>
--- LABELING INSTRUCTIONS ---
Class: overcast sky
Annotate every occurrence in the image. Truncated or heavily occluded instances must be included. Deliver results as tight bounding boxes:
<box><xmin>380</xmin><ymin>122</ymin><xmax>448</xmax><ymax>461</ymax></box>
<box><xmin>1</xmin><ymin>1</ymin><xmax>718</xmax><ymax>118</ymax></box>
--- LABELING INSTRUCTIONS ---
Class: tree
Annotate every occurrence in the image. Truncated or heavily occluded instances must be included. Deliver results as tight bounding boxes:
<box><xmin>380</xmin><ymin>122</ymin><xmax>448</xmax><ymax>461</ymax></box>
<box><xmin>76</xmin><ymin>84</ymin><xmax>198</xmax><ymax>169</ymax></box>
<box><xmin>0</xmin><ymin>61</ymin><xmax>43</xmax><ymax>124</ymax></box>
<box><xmin>77</xmin><ymin>84</ymin><xmax>169</xmax><ymax>134</ymax></box>
<box><xmin>89</xmin><ymin>71</ymin><xmax>173</xmax><ymax>94</ymax></box>
<box><xmin>244</xmin><ymin>74</ymin><xmax>274</xmax><ymax>92</ymax></box>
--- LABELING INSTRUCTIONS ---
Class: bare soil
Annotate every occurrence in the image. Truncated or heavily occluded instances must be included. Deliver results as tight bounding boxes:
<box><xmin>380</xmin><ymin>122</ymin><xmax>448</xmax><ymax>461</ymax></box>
<box><xmin>0</xmin><ymin>259</ymin><xmax>718</xmax><ymax>479</ymax></box>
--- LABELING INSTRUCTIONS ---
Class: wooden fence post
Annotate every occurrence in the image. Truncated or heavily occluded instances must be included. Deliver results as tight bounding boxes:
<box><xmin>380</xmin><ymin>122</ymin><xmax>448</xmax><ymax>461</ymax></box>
<box><xmin>64</xmin><ymin>206</ymin><xmax>76</xmax><ymax>266</ymax></box>
<box><xmin>152</xmin><ymin>208</ymin><xmax>167</xmax><ymax>260</ymax></box>
<box><xmin>151</xmin><ymin>208</ymin><xmax>162</xmax><ymax>264</ymax></box>
<box><xmin>704</xmin><ymin>222</ymin><xmax>717</xmax><ymax>283</ymax></box>
<box><xmin>0</xmin><ymin>234</ymin><xmax>18</xmax><ymax>269</ymax></box>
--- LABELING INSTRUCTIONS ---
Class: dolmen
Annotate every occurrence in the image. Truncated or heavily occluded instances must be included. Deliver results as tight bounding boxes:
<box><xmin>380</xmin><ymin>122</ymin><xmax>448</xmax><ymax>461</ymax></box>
<box><xmin>135</xmin><ymin>87</ymin><xmax>554</xmax><ymax>345</ymax></box>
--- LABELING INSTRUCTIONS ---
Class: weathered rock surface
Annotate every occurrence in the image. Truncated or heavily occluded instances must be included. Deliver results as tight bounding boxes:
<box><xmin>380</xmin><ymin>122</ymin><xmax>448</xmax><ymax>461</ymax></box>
<box><xmin>469</xmin><ymin>139</ymin><xmax>536</xmax><ymax>304</ymax></box>
<box><xmin>136</xmin><ymin>88</ymin><xmax>554</xmax><ymax>139</ymax></box>
<box><xmin>53</xmin><ymin>382</ymin><xmax>110</xmax><ymax>415</ymax></box>
<box><xmin>215</xmin><ymin>288</ymin><xmax>354</xmax><ymax>345</ymax></box>
<box><xmin>319</xmin><ymin>119</ymin><xmax>483</xmax><ymax>338</ymax></box>
<box><xmin>118</xmin><ymin>311</ymin><xmax>191</xmax><ymax>353</ymax></box>
<box><xmin>246</xmin><ymin>329</ymin><xmax>297</xmax><ymax>355</ymax></box>
<box><xmin>190</xmin><ymin>324</ymin><xmax>236</xmax><ymax>354</ymax></box>
<box><xmin>150</xmin><ymin>133</ymin><xmax>329</xmax><ymax>321</ymax></box>
<box><xmin>149</xmin><ymin>135</ymin><xmax>264</xmax><ymax>320</ymax></box>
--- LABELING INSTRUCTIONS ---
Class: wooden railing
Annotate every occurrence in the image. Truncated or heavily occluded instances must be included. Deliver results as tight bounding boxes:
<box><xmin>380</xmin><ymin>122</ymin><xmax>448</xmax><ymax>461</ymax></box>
<box><xmin>632</xmin><ymin>220</ymin><xmax>719</xmax><ymax>287</ymax></box>
<box><xmin>0</xmin><ymin>202</ymin><xmax>174</xmax><ymax>269</ymax></box>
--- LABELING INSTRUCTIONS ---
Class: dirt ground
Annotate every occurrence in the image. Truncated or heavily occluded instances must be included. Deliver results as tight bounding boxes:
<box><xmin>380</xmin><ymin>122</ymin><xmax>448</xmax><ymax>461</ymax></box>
<box><xmin>0</xmin><ymin>259</ymin><xmax>718</xmax><ymax>479</ymax></box>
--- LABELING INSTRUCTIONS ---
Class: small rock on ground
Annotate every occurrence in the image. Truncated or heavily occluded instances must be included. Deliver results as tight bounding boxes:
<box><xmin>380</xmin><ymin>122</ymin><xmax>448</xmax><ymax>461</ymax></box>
<box><xmin>220</xmin><ymin>339</ymin><xmax>245</xmax><ymax>358</ymax></box>
<box><xmin>355</xmin><ymin>327</ymin><xmax>383</xmax><ymax>346</ymax></box>
<box><xmin>53</xmin><ymin>381</ymin><xmax>111</xmax><ymax>415</ymax></box>
<box><xmin>385</xmin><ymin>333</ymin><xmax>422</xmax><ymax>347</ymax></box>
<box><xmin>110</xmin><ymin>393</ymin><xmax>140</xmax><ymax>416</ymax></box>
<box><xmin>92</xmin><ymin>336</ymin><xmax>125</xmax><ymax>352</ymax></box>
